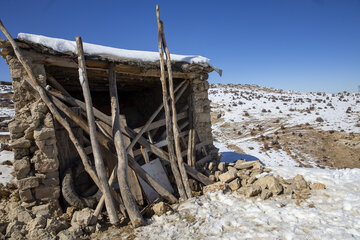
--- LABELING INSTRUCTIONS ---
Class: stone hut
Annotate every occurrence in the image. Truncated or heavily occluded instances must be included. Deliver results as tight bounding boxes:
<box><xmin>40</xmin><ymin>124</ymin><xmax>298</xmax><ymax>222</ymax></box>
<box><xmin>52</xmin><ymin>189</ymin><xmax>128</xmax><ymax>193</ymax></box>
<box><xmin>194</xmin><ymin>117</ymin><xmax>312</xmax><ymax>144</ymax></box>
<box><xmin>0</xmin><ymin>33</ymin><xmax>218</xmax><ymax>209</ymax></box>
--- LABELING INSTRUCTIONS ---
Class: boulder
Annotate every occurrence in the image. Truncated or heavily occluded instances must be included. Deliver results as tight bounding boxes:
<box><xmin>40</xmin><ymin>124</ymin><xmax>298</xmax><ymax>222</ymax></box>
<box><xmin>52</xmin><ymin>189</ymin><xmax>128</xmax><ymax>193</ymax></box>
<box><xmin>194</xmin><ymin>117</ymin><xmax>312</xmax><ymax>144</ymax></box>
<box><xmin>214</xmin><ymin>171</ymin><xmax>221</xmax><ymax>181</ymax></box>
<box><xmin>8</xmin><ymin>121</ymin><xmax>29</xmax><ymax>134</ymax></box>
<box><xmin>34</xmin><ymin>127</ymin><xmax>55</xmax><ymax>141</ymax></box>
<box><xmin>218</xmin><ymin>171</ymin><xmax>237</xmax><ymax>183</ymax></box>
<box><xmin>57</xmin><ymin>229</ymin><xmax>76</xmax><ymax>240</ymax></box>
<box><xmin>247</xmin><ymin>175</ymin><xmax>257</xmax><ymax>185</ymax></box>
<box><xmin>34</xmin><ymin>186</ymin><xmax>60</xmax><ymax>200</ymax></box>
<box><xmin>254</xmin><ymin>175</ymin><xmax>283</xmax><ymax>195</ymax></box>
<box><xmin>234</xmin><ymin>161</ymin><xmax>255</xmax><ymax>170</ymax></box>
<box><xmin>311</xmin><ymin>183</ymin><xmax>326</xmax><ymax>190</ymax></box>
<box><xmin>17</xmin><ymin>177</ymin><xmax>39</xmax><ymax>191</ymax></box>
<box><xmin>9</xmin><ymin>138</ymin><xmax>31</xmax><ymax>149</ymax></box>
<box><xmin>6</xmin><ymin>221</ymin><xmax>24</xmax><ymax>237</ymax></box>
<box><xmin>227</xmin><ymin>166</ymin><xmax>237</xmax><ymax>174</ymax></box>
<box><xmin>27</xmin><ymin>228</ymin><xmax>53</xmax><ymax>240</ymax></box>
<box><xmin>27</xmin><ymin>215</ymin><xmax>47</xmax><ymax>230</ymax></box>
<box><xmin>244</xmin><ymin>186</ymin><xmax>262</xmax><ymax>197</ymax></box>
<box><xmin>218</xmin><ymin>162</ymin><xmax>226</xmax><ymax>172</ymax></box>
<box><xmin>17</xmin><ymin>210</ymin><xmax>33</xmax><ymax>223</ymax></box>
<box><xmin>203</xmin><ymin>182</ymin><xmax>227</xmax><ymax>195</ymax></box>
<box><xmin>46</xmin><ymin>218</ymin><xmax>68</xmax><ymax>234</ymax></box>
<box><xmin>71</xmin><ymin>208</ymin><xmax>94</xmax><ymax>228</ymax></box>
<box><xmin>13</xmin><ymin>158</ymin><xmax>30</xmax><ymax>180</ymax></box>
<box><xmin>152</xmin><ymin>202</ymin><xmax>170</xmax><ymax>216</ymax></box>
<box><xmin>34</xmin><ymin>158</ymin><xmax>59</xmax><ymax>173</ymax></box>
<box><xmin>260</xmin><ymin>189</ymin><xmax>273</xmax><ymax>200</ymax></box>
<box><xmin>32</xmin><ymin>201</ymin><xmax>62</xmax><ymax>217</ymax></box>
<box><xmin>293</xmin><ymin>174</ymin><xmax>309</xmax><ymax>190</ymax></box>
<box><xmin>228</xmin><ymin>178</ymin><xmax>240</xmax><ymax>191</ymax></box>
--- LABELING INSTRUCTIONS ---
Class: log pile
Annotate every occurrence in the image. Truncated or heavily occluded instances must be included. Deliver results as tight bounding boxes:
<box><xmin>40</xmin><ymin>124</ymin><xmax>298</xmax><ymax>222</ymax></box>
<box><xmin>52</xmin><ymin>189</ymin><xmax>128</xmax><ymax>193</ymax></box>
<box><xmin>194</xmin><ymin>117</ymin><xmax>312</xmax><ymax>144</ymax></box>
<box><xmin>0</xmin><ymin>5</ymin><xmax>215</xmax><ymax>229</ymax></box>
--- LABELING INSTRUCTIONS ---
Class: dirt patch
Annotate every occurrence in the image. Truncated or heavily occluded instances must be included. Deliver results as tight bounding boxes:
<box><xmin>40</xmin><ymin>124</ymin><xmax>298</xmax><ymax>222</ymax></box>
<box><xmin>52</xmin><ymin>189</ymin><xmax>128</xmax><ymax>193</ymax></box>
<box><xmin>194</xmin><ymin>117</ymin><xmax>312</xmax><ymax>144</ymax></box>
<box><xmin>277</xmin><ymin>127</ymin><xmax>360</xmax><ymax>169</ymax></box>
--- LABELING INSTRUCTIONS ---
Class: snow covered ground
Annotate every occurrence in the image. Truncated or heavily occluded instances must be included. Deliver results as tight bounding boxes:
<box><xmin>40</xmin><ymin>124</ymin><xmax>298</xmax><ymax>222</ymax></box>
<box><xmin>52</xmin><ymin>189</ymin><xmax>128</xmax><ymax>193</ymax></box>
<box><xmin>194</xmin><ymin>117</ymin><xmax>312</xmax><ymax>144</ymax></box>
<box><xmin>125</xmin><ymin>167</ymin><xmax>360</xmax><ymax>240</ymax></box>
<box><xmin>0</xmin><ymin>150</ymin><xmax>14</xmax><ymax>186</ymax></box>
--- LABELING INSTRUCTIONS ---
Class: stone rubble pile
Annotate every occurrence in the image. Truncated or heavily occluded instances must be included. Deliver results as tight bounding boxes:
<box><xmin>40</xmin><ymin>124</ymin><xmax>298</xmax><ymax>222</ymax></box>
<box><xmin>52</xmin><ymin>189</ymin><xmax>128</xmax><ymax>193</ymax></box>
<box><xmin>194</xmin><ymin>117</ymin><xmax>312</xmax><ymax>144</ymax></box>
<box><xmin>203</xmin><ymin>160</ymin><xmax>326</xmax><ymax>200</ymax></box>
<box><xmin>0</xmin><ymin>188</ymin><xmax>103</xmax><ymax>240</ymax></box>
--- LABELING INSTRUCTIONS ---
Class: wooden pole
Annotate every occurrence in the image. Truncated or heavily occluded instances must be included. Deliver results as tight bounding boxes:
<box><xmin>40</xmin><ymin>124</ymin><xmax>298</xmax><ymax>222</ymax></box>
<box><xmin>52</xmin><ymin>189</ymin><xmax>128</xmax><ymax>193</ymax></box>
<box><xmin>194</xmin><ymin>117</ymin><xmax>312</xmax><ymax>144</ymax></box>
<box><xmin>75</xmin><ymin>36</ymin><xmax>119</xmax><ymax>225</ymax></box>
<box><xmin>108</xmin><ymin>63</ymin><xmax>145</xmax><ymax>227</ymax></box>
<box><xmin>0</xmin><ymin>21</ymin><xmax>102</xmax><ymax>195</ymax></box>
<box><xmin>156</xmin><ymin>5</ymin><xmax>187</xmax><ymax>200</ymax></box>
<box><xmin>187</xmin><ymin>129</ymin><xmax>194</xmax><ymax>166</ymax></box>
<box><xmin>159</xmin><ymin>19</ymin><xmax>192</xmax><ymax>198</ymax></box>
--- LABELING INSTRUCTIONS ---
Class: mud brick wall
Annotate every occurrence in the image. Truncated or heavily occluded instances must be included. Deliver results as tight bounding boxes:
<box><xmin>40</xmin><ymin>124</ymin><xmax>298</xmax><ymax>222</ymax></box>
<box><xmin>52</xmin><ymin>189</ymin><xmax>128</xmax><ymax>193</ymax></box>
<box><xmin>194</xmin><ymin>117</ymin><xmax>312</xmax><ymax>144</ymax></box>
<box><xmin>6</xmin><ymin>55</ymin><xmax>61</xmax><ymax>208</ymax></box>
<box><xmin>190</xmin><ymin>74</ymin><xmax>218</xmax><ymax>159</ymax></box>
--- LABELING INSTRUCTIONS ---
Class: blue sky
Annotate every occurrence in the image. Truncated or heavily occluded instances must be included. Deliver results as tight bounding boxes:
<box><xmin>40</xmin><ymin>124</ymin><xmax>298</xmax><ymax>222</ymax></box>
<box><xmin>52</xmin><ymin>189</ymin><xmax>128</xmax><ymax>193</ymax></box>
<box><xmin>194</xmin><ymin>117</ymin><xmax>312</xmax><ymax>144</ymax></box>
<box><xmin>0</xmin><ymin>0</ymin><xmax>359</xmax><ymax>92</ymax></box>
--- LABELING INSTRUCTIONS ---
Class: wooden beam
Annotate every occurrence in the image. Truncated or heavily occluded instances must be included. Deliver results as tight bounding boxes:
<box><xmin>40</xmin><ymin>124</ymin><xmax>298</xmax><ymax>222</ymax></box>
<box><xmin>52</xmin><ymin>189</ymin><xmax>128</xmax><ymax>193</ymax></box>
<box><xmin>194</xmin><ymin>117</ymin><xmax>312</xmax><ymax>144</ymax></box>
<box><xmin>133</xmin><ymin>110</ymin><xmax>188</xmax><ymax>133</ymax></box>
<box><xmin>108</xmin><ymin>63</ymin><xmax>145</xmax><ymax>227</ymax></box>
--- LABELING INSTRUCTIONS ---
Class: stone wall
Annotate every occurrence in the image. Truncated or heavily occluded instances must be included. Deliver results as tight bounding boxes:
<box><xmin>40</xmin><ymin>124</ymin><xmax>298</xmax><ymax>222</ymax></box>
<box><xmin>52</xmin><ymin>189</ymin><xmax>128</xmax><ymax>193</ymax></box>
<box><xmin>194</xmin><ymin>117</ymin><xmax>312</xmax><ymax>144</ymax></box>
<box><xmin>6</xmin><ymin>54</ymin><xmax>61</xmax><ymax>209</ymax></box>
<box><xmin>190</xmin><ymin>74</ymin><xmax>218</xmax><ymax>161</ymax></box>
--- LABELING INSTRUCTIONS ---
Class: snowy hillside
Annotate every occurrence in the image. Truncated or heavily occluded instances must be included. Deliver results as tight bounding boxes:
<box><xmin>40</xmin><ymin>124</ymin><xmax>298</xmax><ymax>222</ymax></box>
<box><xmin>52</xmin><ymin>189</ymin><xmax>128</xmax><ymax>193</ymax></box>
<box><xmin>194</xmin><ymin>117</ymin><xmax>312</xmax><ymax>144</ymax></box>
<box><xmin>210</xmin><ymin>84</ymin><xmax>360</xmax><ymax>169</ymax></box>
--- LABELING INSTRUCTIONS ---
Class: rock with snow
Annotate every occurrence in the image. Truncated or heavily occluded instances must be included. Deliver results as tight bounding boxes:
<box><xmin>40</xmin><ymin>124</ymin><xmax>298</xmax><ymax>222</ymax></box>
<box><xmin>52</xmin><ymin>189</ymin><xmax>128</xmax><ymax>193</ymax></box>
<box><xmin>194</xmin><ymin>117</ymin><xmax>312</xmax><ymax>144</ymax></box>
<box><xmin>311</xmin><ymin>182</ymin><xmax>326</xmax><ymax>190</ymax></box>
<box><xmin>218</xmin><ymin>171</ymin><xmax>237</xmax><ymax>183</ymax></box>
<box><xmin>152</xmin><ymin>202</ymin><xmax>171</xmax><ymax>216</ymax></box>
<box><xmin>203</xmin><ymin>181</ymin><xmax>227</xmax><ymax>195</ymax></box>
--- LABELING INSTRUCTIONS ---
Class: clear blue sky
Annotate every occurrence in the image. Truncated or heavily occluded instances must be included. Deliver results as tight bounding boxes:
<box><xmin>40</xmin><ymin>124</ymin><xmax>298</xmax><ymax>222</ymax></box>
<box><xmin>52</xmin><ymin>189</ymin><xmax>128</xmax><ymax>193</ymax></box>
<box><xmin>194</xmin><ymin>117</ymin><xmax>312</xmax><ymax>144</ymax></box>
<box><xmin>0</xmin><ymin>0</ymin><xmax>359</xmax><ymax>92</ymax></box>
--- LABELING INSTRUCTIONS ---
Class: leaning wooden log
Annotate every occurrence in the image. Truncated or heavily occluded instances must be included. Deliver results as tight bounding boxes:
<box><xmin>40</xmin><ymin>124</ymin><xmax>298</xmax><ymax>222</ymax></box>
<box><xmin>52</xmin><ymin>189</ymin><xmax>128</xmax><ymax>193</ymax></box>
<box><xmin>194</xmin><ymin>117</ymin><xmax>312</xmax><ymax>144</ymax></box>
<box><xmin>0</xmin><ymin>21</ymin><xmax>102</xmax><ymax>195</ymax></box>
<box><xmin>109</xmin><ymin>63</ymin><xmax>145</xmax><ymax>227</ymax></box>
<box><xmin>159</xmin><ymin>18</ymin><xmax>192</xmax><ymax>199</ymax></box>
<box><xmin>47</xmin><ymin>75</ymin><xmax>71</xmax><ymax>97</ymax></box>
<box><xmin>49</xmin><ymin>94</ymin><xmax>178</xmax><ymax>204</ymax></box>
<box><xmin>76</xmin><ymin>36</ymin><xmax>119</xmax><ymax>226</ymax></box>
<box><xmin>156</xmin><ymin>5</ymin><xmax>187</xmax><ymax>200</ymax></box>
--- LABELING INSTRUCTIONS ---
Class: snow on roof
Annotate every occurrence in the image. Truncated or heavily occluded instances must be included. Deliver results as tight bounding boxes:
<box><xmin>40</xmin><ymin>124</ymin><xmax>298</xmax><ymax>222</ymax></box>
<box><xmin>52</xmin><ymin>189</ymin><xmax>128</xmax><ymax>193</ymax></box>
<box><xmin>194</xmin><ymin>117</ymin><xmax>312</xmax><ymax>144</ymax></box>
<box><xmin>17</xmin><ymin>33</ymin><xmax>210</xmax><ymax>64</ymax></box>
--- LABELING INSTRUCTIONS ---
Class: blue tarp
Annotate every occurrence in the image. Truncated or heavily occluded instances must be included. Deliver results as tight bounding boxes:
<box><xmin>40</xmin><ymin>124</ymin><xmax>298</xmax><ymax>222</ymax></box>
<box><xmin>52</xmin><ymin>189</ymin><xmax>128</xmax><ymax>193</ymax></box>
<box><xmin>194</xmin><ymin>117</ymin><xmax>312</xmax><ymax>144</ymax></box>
<box><xmin>220</xmin><ymin>152</ymin><xmax>264</xmax><ymax>165</ymax></box>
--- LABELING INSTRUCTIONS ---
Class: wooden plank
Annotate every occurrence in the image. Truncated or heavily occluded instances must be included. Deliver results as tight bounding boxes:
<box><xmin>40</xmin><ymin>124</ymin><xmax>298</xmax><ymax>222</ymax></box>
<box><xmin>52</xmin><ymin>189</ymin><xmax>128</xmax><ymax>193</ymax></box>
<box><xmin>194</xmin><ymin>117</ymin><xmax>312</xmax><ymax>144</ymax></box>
<box><xmin>138</xmin><ymin>159</ymin><xmax>173</xmax><ymax>203</ymax></box>
<box><xmin>120</xmin><ymin>114</ymin><xmax>144</xmax><ymax>206</ymax></box>
<box><xmin>195</xmin><ymin>155</ymin><xmax>213</xmax><ymax>167</ymax></box>
<box><xmin>133</xmin><ymin>111</ymin><xmax>188</xmax><ymax>133</ymax></box>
